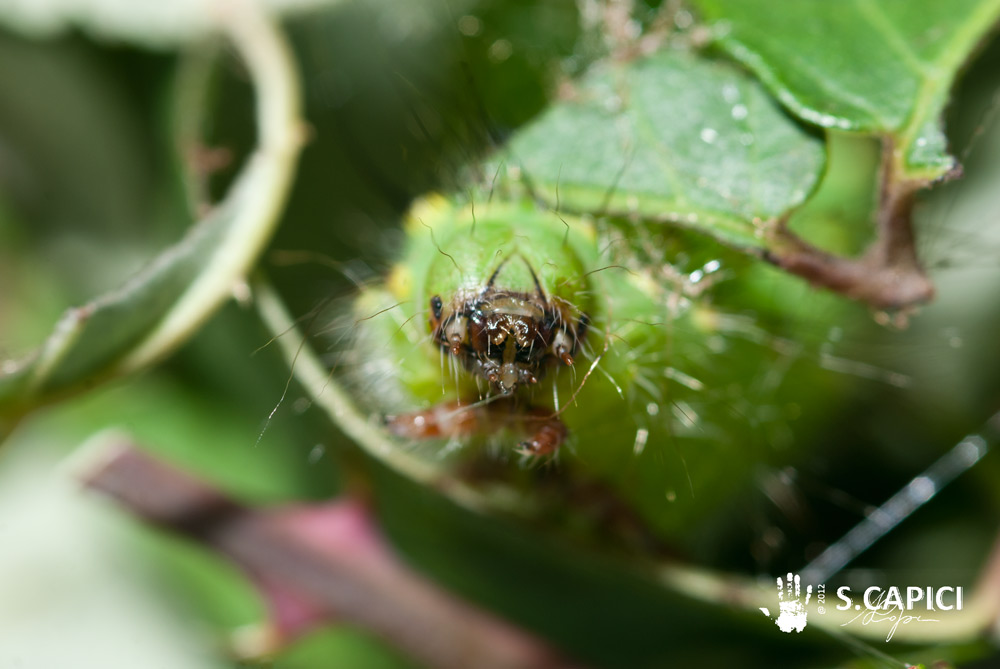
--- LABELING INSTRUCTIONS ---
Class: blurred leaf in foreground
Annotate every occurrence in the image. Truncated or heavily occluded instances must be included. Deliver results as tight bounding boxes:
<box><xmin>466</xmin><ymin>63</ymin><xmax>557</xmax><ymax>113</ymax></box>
<box><xmin>0</xmin><ymin>0</ymin><xmax>340</xmax><ymax>47</ymax></box>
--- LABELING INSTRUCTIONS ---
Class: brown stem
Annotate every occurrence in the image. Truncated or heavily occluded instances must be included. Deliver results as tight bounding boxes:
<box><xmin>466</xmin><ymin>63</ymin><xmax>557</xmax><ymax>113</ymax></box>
<box><xmin>764</xmin><ymin>139</ymin><xmax>936</xmax><ymax>311</ymax></box>
<box><xmin>82</xmin><ymin>442</ymin><xmax>580</xmax><ymax>669</ymax></box>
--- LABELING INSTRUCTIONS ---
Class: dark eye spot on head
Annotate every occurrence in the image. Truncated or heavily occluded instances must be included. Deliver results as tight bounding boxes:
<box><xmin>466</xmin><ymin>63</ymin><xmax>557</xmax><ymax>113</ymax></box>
<box><xmin>430</xmin><ymin>295</ymin><xmax>443</xmax><ymax>320</ymax></box>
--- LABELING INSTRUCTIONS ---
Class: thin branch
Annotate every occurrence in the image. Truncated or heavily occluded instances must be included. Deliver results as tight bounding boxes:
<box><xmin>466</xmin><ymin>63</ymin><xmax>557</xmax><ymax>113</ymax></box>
<box><xmin>764</xmin><ymin>139</ymin><xmax>936</xmax><ymax>311</ymax></box>
<box><xmin>118</xmin><ymin>0</ymin><xmax>306</xmax><ymax>372</ymax></box>
<box><xmin>81</xmin><ymin>441</ymin><xmax>580</xmax><ymax>669</ymax></box>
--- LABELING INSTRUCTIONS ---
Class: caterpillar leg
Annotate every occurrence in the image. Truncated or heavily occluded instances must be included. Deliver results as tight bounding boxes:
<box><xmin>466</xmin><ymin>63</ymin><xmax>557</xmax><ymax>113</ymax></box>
<box><xmin>385</xmin><ymin>399</ymin><xmax>567</xmax><ymax>456</ymax></box>
<box><xmin>385</xmin><ymin>400</ymin><xmax>481</xmax><ymax>440</ymax></box>
<box><xmin>515</xmin><ymin>408</ymin><xmax>568</xmax><ymax>456</ymax></box>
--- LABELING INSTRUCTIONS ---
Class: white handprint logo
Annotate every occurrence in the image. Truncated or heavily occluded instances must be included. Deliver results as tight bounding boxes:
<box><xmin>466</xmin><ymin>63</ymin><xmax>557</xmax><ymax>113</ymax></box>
<box><xmin>760</xmin><ymin>572</ymin><xmax>812</xmax><ymax>633</ymax></box>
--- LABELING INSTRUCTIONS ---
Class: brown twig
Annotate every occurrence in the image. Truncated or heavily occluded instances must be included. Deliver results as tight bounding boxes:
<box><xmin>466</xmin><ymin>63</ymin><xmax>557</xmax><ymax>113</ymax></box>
<box><xmin>764</xmin><ymin>139</ymin><xmax>937</xmax><ymax>311</ymax></box>
<box><xmin>81</xmin><ymin>441</ymin><xmax>581</xmax><ymax>669</ymax></box>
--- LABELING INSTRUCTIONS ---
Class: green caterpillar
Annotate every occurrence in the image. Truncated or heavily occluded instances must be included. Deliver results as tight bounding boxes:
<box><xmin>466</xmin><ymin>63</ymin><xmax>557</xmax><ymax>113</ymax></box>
<box><xmin>345</xmin><ymin>193</ymin><xmax>844</xmax><ymax>540</ymax></box>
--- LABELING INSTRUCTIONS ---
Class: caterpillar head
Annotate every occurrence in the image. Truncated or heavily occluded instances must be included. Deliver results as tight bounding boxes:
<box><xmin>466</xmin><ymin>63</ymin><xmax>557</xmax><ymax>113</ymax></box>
<box><xmin>429</xmin><ymin>288</ymin><xmax>589</xmax><ymax>395</ymax></box>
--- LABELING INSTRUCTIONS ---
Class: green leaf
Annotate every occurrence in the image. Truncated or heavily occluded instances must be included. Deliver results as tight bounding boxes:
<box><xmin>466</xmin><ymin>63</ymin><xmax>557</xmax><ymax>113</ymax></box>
<box><xmin>505</xmin><ymin>50</ymin><xmax>825</xmax><ymax>251</ymax></box>
<box><xmin>0</xmin><ymin>7</ymin><xmax>303</xmax><ymax>426</ymax></box>
<box><xmin>0</xmin><ymin>194</ymin><xmax>245</xmax><ymax>401</ymax></box>
<box><xmin>692</xmin><ymin>0</ymin><xmax>1000</xmax><ymax>181</ymax></box>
